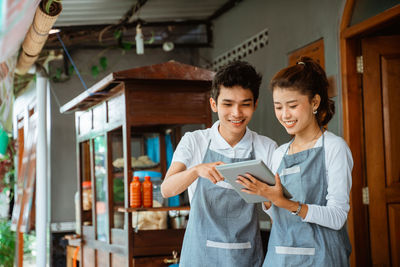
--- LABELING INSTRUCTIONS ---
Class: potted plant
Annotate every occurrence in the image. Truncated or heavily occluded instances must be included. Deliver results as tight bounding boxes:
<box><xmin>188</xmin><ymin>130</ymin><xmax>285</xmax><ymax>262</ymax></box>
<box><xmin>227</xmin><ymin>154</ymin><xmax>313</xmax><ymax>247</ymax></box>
<box><xmin>0</xmin><ymin>136</ymin><xmax>17</xmax><ymax>267</ymax></box>
<box><xmin>17</xmin><ymin>0</ymin><xmax>63</xmax><ymax>73</ymax></box>
<box><xmin>41</xmin><ymin>0</ymin><xmax>62</xmax><ymax>16</ymax></box>
<box><xmin>0</xmin><ymin>219</ymin><xmax>16</xmax><ymax>267</ymax></box>
<box><xmin>0</xmin><ymin>219</ymin><xmax>34</xmax><ymax>267</ymax></box>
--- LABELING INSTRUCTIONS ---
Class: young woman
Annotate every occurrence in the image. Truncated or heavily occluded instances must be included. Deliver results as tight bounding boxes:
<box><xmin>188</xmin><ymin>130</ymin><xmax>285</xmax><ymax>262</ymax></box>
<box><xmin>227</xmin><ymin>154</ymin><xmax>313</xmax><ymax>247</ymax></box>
<box><xmin>237</xmin><ymin>57</ymin><xmax>353</xmax><ymax>266</ymax></box>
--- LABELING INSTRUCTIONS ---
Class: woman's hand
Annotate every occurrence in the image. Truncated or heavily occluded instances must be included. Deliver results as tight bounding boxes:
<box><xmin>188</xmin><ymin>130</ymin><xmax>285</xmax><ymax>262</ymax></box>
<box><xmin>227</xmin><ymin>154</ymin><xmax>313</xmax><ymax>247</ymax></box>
<box><xmin>236</xmin><ymin>173</ymin><xmax>285</xmax><ymax>206</ymax></box>
<box><xmin>193</xmin><ymin>161</ymin><xmax>225</xmax><ymax>184</ymax></box>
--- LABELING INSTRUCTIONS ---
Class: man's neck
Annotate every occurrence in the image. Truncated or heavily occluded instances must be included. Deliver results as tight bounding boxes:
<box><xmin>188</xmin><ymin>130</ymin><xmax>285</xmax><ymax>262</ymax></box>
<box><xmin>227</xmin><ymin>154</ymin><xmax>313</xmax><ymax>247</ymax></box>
<box><xmin>218</xmin><ymin>126</ymin><xmax>246</xmax><ymax>148</ymax></box>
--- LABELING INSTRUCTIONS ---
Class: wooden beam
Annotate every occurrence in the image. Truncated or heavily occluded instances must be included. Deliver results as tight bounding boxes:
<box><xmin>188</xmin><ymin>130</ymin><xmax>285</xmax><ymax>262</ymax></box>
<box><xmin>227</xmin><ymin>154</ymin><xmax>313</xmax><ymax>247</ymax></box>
<box><xmin>340</xmin><ymin>0</ymin><xmax>355</xmax><ymax>32</ymax></box>
<box><xmin>342</xmin><ymin>4</ymin><xmax>400</xmax><ymax>38</ymax></box>
<box><xmin>340</xmin><ymin>1</ymin><xmax>370</xmax><ymax>266</ymax></box>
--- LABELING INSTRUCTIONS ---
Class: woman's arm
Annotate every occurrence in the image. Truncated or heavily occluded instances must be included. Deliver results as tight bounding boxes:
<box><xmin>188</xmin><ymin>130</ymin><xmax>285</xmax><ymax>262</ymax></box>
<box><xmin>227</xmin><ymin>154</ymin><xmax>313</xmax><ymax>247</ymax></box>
<box><xmin>302</xmin><ymin>138</ymin><xmax>353</xmax><ymax>230</ymax></box>
<box><xmin>238</xmin><ymin>136</ymin><xmax>353</xmax><ymax>230</ymax></box>
<box><xmin>237</xmin><ymin>173</ymin><xmax>309</xmax><ymax>219</ymax></box>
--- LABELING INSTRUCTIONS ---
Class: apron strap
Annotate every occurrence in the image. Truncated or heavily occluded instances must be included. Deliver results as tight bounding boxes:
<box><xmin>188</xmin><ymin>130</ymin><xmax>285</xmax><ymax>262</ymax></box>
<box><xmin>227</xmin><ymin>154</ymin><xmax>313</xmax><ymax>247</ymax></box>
<box><xmin>200</xmin><ymin>139</ymin><xmax>212</xmax><ymax>163</ymax></box>
<box><xmin>249</xmin><ymin>142</ymin><xmax>256</xmax><ymax>158</ymax></box>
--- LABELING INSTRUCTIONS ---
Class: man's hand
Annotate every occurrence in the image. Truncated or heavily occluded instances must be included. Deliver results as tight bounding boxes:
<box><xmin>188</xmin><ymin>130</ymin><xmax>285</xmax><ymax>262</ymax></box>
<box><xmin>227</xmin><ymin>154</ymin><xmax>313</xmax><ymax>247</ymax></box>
<box><xmin>193</xmin><ymin>161</ymin><xmax>225</xmax><ymax>184</ymax></box>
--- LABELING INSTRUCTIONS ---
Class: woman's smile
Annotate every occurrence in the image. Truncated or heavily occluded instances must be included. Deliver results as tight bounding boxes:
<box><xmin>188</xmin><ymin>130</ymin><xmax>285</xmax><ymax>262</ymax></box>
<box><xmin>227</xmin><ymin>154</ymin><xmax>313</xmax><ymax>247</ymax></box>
<box><xmin>283</xmin><ymin>120</ymin><xmax>297</xmax><ymax>128</ymax></box>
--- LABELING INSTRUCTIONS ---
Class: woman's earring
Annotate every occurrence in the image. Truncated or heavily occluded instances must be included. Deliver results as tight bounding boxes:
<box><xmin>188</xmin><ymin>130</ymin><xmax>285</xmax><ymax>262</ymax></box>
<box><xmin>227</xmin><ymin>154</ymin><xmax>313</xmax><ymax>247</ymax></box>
<box><xmin>313</xmin><ymin>110</ymin><xmax>317</xmax><ymax>115</ymax></box>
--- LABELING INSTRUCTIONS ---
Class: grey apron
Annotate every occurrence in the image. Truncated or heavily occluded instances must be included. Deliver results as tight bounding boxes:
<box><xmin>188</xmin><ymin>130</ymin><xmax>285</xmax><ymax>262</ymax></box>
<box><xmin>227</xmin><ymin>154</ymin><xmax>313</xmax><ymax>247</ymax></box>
<box><xmin>179</xmin><ymin>140</ymin><xmax>264</xmax><ymax>267</ymax></box>
<box><xmin>263</xmin><ymin>133</ymin><xmax>351</xmax><ymax>267</ymax></box>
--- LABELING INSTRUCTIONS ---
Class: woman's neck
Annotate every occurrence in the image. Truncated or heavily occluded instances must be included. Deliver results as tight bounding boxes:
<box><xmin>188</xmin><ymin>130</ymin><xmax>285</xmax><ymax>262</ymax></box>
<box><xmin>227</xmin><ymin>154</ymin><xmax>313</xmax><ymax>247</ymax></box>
<box><xmin>290</xmin><ymin>123</ymin><xmax>322</xmax><ymax>154</ymax></box>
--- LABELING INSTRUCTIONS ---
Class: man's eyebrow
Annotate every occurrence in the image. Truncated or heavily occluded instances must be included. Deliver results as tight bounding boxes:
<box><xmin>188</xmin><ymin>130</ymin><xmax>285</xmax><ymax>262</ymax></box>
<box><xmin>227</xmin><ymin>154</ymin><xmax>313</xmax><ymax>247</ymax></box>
<box><xmin>221</xmin><ymin>98</ymin><xmax>253</xmax><ymax>102</ymax></box>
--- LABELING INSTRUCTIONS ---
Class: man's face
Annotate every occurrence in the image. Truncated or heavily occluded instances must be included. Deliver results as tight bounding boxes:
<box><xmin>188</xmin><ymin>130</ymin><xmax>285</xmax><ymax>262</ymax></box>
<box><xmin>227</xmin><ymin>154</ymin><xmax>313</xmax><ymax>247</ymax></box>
<box><xmin>210</xmin><ymin>85</ymin><xmax>257</xmax><ymax>145</ymax></box>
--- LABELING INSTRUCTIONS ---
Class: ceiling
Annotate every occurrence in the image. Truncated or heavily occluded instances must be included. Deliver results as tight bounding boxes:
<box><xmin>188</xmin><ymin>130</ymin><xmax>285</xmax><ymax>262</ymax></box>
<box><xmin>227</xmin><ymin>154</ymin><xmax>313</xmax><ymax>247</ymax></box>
<box><xmin>55</xmin><ymin>0</ymin><xmax>231</xmax><ymax>27</ymax></box>
<box><xmin>45</xmin><ymin>0</ymin><xmax>243</xmax><ymax>49</ymax></box>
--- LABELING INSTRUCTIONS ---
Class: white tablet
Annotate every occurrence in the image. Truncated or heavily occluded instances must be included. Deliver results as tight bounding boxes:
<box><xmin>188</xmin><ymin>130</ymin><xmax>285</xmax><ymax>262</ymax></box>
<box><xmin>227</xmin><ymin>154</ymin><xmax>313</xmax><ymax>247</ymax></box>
<box><xmin>216</xmin><ymin>159</ymin><xmax>292</xmax><ymax>203</ymax></box>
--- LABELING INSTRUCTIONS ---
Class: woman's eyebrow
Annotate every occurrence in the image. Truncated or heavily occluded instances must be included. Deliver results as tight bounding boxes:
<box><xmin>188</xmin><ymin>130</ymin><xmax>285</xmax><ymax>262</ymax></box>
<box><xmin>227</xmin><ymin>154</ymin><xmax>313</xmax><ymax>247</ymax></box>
<box><xmin>274</xmin><ymin>99</ymin><xmax>298</xmax><ymax>104</ymax></box>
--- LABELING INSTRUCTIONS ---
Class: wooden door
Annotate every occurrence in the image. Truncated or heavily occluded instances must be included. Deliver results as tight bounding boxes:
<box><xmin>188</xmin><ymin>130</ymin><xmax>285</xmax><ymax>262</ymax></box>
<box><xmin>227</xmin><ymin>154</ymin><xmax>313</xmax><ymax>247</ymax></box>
<box><xmin>362</xmin><ymin>35</ymin><xmax>400</xmax><ymax>266</ymax></box>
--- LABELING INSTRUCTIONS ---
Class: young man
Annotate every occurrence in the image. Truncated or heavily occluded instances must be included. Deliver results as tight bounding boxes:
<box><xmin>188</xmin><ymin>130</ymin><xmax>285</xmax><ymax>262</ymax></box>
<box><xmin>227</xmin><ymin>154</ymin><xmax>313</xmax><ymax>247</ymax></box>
<box><xmin>161</xmin><ymin>61</ymin><xmax>277</xmax><ymax>267</ymax></box>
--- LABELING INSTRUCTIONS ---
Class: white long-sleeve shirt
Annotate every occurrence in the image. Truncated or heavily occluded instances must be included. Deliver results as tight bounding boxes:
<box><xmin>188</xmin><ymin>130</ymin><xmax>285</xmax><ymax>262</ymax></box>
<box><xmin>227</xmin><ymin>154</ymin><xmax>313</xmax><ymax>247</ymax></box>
<box><xmin>172</xmin><ymin>121</ymin><xmax>277</xmax><ymax>202</ymax></box>
<box><xmin>264</xmin><ymin>131</ymin><xmax>353</xmax><ymax>230</ymax></box>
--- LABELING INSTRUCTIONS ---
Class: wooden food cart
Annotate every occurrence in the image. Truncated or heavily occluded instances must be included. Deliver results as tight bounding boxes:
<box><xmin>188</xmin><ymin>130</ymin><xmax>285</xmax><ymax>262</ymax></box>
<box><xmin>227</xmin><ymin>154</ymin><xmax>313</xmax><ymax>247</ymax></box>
<box><xmin>60</xmin><ymin>61</ymin><xmax>214</xmax><ymax>266</ymax></box>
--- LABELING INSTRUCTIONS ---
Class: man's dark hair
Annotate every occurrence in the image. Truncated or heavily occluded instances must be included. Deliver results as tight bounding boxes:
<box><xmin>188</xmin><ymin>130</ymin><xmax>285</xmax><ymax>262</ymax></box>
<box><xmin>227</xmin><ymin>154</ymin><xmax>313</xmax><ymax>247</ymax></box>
<box><xmin>211</xmin><ymin>61</ymin><xmax>262</xmax><ymax>103</ymax></box>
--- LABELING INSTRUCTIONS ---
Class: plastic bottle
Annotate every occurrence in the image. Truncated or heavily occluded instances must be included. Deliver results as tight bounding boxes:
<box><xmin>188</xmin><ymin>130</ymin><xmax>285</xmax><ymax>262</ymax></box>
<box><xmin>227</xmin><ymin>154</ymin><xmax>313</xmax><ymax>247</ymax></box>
<box><xmin>130</xmin><ymin>176</ymin><xmax>142</xmax><ymax>208</ymax></box>
<box><xmin>142</xmin><ymin>176</ymin><xmax>153</xmax><ymax>208</ymax></box>
<box><xmin>152</xmin><ymin>177</ymin><xmax>164</xmax><ymax>206</ymax></box>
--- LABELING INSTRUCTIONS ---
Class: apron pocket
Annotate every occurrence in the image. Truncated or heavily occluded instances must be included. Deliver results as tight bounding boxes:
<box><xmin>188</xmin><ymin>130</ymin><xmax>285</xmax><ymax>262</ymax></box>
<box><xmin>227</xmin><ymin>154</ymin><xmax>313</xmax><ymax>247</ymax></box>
<box><xmin>275</xmin><ymin>246</ymin><xmax>315</xmax><ymax>255</ymax></box>
<box><xmin>206</xmin><ymin>240</ymin><xmax>251</xmax><ymax>249</ymax></box>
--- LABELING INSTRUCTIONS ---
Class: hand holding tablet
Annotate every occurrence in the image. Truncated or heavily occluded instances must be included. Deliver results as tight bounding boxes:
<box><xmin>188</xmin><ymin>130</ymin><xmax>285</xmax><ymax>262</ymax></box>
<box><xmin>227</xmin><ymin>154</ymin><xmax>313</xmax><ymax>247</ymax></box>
<box><xmin>216</xmin><ymin>159</ymin><xmax>292</xmax><ymax>203</ymax></box>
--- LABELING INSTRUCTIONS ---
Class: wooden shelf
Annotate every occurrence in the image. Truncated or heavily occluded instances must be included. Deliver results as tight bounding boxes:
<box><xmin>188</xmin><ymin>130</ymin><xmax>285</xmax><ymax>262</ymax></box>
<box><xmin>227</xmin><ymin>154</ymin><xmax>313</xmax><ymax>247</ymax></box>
<box><xmin>117</xmin><ymin>206</ymin><xmax>190</xmax><ymax>212</ymax></box>
<box><xmin>112</xmin><ymin>166</ymin><xmax>162</xmax><ymax>177</ymax></box>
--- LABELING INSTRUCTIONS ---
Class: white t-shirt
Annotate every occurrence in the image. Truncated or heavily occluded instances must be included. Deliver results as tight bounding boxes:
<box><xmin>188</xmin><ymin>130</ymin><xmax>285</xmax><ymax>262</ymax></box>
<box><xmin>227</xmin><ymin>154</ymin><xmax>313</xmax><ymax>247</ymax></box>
<box><xmin>172</xmin><ymin>121</ymin><xmax>278</xmax><ymax>202</ymax></box>
<box><xmin>264</xmin><ymin>131</ymin><xmax>353</xmax><ymax>230</ymax></box>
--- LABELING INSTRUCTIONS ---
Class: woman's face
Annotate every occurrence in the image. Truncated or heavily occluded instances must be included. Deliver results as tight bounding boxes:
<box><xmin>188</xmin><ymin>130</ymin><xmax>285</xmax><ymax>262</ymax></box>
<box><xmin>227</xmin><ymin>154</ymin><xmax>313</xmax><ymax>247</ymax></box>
<box><xmin>272</xmin><ymin>87</ymin><xmax>320</xmax><ymax>136</ymax></box>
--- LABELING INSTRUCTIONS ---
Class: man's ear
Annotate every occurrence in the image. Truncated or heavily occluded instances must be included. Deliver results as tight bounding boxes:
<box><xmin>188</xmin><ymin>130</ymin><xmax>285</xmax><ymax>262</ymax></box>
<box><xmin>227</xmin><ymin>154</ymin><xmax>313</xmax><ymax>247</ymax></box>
<box><xmin>210</xmin><ymin>97</ymin><xmax>218</xmax><ymax>112</ymax></box>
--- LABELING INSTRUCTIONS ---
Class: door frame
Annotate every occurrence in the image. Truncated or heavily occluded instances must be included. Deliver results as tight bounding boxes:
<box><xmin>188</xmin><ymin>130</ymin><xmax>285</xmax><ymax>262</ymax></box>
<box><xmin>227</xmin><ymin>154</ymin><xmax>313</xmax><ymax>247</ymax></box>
<box><xmin>339</xmin><ymin>1</ymin><xmax>400</xmax><ymax>266</ymax></box>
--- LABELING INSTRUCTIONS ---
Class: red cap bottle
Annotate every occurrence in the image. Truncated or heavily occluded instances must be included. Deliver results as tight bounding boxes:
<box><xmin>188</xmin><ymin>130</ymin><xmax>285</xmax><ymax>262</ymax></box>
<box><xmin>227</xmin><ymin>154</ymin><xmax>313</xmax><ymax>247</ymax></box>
<box><xmin>142</xmin><ymin>176</ymin><xmax>153</xmax><ymax>208</ymax></box>
<box><xmin>130</xmin><ymin>176</ymin><xmax>142</xmax><ymax>208</ymax></box>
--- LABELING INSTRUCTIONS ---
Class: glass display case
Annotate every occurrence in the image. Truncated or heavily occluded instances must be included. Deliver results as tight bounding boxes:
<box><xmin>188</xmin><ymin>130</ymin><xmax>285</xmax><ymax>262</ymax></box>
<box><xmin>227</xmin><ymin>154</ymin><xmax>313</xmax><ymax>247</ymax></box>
<box><xmin>61</xmin><ymin>61</ymin><xmax>214</xmax><ymax>267</ymax></box>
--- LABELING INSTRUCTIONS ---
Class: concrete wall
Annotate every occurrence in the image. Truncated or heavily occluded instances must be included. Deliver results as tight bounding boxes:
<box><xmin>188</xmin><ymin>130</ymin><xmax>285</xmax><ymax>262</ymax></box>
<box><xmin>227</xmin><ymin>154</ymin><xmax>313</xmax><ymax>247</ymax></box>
<box><xmin>350</xmin><ymin>0</ymin><xmax>399</xmax><ymax>25</ymax></box>
<box><xmin>201</xmin><ymin>0</ymin><xmax>346</xmax><ymax>145</ymax></box>
<box><xmin>49</xmin><ymin>47</ymin><xmax>200</xmax><ymax>223</ymax></box>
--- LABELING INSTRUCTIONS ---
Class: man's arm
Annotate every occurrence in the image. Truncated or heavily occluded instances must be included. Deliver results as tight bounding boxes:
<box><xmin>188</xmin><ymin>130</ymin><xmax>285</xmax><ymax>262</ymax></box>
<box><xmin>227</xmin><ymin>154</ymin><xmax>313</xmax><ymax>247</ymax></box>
<box><xmin>161</xmin><ymin>161</ymin><xmax>225</xmax><ymax>198</ymax></box>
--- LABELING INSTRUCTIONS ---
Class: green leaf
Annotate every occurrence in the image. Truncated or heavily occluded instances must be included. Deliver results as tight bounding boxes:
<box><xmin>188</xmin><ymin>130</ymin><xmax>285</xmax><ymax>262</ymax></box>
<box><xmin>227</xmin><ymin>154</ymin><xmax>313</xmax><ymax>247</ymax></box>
<box><xmin>122</xmin><ymin>42</ymin><xmax>132</xmax><ymax>51</ymax></box>
<box><xmin>99</xmin><ymin>57</ymin><xmax>108</xmax><ymax>70</ymax></box>
<box><xmin>45</xmin><ymin>0</ymin><xmax>52</xmax><ymax>14</ymax></box>
<box><xmin>114</xmin><ymin>30</ymin><xmax>122</xmax><ymax>40</ymax></box>
<box><xmin>68</xmin><ymin>65</ymin><xmax>75</xmax><ymax>75</ymax></box>
<box><xmin>145</xmin><ymin>31</ymin><xmax>155</xmax><ymax>44</ymax></box>
<box><xmin>91</xmin><ymin>65</ymin><xmax>99</xmax><ymax>78</ymax></box>
<box><xmin>55</xmin><ymin>68</ymin><xmax>62</xmax><ymax>80</ymax></box>
<box><xmin>0</xmin><ymin>220</ymin><xmax>16</xmax><ymax>266</ymax></box>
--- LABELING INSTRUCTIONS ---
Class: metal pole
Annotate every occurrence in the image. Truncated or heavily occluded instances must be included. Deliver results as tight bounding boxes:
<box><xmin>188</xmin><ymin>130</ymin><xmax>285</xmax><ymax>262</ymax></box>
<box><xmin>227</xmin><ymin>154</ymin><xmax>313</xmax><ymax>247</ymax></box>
<box><xmin>36</xmin><ymin>70</ymin><xmax>48</xmax><ymax>267</ymax></box>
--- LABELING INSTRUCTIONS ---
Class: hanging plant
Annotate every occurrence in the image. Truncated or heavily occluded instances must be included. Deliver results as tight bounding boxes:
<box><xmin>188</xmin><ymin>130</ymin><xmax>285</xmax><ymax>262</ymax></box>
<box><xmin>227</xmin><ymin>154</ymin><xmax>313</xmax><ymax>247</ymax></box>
<box><xmin>91</xmin><ymin>66</ymin><xmax>100</xmax><ymax>79</ymax></box>
<box><xmin>40</xmin><ymin>0</ymin><xmax>63</xmax><ymax>16</ymax></box>
<box><xmin>99</xmin><ymin>57</ymin><xmax>108</xmax><ymax>71</ymax></box>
